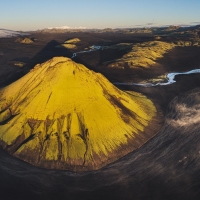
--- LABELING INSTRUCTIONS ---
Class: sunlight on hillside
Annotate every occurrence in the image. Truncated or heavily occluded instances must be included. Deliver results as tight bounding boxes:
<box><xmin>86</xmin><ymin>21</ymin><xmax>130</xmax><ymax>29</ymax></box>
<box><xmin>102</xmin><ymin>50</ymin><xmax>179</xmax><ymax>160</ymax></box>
<box><xmin>0</xmin><ymin>57</ymin><xmax>156</xmax><ymax>170</ymax></box>
<box><xmin>106</xmin><ymin>41</ymin><xmax>176</xmax><ymax>68</ymax></box>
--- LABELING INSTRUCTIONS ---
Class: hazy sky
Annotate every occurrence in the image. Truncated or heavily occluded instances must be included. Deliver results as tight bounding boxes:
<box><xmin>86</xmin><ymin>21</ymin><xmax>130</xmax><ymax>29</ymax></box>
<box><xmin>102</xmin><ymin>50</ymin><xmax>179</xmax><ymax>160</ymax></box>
<box><xmin>1</xmin><ymin>0</ymin><xmax>200</xmax><ymax>31</ymax></box>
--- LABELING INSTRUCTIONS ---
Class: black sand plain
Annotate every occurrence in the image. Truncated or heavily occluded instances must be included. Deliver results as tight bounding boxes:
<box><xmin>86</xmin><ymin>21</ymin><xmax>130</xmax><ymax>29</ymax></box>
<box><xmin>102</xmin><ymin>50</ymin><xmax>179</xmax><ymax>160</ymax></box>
<box><xmin>1</xmin><ymin>27</ymin><xmax>200</xmax><ymax>200</ymax></box>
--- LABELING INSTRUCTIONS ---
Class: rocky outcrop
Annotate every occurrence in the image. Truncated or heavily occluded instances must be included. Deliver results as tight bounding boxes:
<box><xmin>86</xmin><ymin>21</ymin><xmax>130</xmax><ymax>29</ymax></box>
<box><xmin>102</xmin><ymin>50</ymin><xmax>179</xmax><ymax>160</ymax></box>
<box><xmin>164</xmin><ymin>25</ymin><xmax>180</xmax><ymax>31</ymax></box>
<box><xmin>14</xmin><ymin>37</ymin><xmax>23</xmax><ymax>43</ymax></box>
<box><xmin>64</xmin><ymin>38</ymin><xmax>80</xmax><ymax>44</ymax></box>
<box><xmin>103</xmin><ymin>40</ymin><xmax>200</xmax><ymax>70</ymax></box>
<box><xmin>175</xmin><ymin>40</ymin><xmax>200</xmax><ymax>47</ymax></box>
<box><xmin>104</xmin><ymin>41</ymin><xmax>176</xmax><ymax>69</ymax></box>
<box><xmin>7</xmin><ymin>61</ymin><xmax>26</xmax><ymax>67</ymax></box>
<box><xmin>20</xmin><ymin>38</ymin><xmax>33</xmax><ymax>44</ymax></box>
<box><xmin>56</xmin><ymin>38</ymin><xmax>80</xmax><ymax>49</ymax></box>
<box><xmin>56</xmin><ymin>43</ymin><xmax>76</xmax><ymax>49</ymax></box>
<box><xmin>0</xmin><ymin>57</ymin><xmax>160</xmax><ymax>171</ymax></box>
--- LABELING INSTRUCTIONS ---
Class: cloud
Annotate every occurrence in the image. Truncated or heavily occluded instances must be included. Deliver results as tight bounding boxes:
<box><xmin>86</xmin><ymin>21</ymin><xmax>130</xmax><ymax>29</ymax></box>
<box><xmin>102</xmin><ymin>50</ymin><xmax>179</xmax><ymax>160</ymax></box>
<box><xmin>190</xmin><ymin>22</ymin><xmax>200</xmax><ymax>25</ymax></box>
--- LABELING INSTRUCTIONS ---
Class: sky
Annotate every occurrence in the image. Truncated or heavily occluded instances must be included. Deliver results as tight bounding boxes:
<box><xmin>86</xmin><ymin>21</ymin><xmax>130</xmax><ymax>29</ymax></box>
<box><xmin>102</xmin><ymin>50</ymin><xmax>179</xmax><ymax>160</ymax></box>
<box><xmin>1</xmin><ymin>0</ymin><xmax>200</xmax><ymax>31</ymax></box>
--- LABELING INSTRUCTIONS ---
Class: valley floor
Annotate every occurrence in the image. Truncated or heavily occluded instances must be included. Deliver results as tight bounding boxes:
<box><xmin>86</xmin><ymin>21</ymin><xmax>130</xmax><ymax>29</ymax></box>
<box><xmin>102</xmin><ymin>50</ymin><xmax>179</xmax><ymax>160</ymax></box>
<box><xmin>0</xmin><ymin>31</ymin><xmax>200</xmax><ymax>199</ymax></box>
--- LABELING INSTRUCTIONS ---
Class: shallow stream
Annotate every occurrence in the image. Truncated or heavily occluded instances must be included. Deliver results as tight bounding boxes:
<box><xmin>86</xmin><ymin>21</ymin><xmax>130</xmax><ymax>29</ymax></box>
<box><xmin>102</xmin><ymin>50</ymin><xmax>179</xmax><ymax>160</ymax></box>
<box><xmin>71</xmin><ymin>45</ymin><xmax>103</xmax><ymax>59</ymax></box>
<box><xmin>114</xmin><ymin>69</ymin><xmax>200</xmax><ymax>87</ymax></box>
<box><xmin>72</xmin><ymin>45</ymin><xmax>200</xmax><ymax>87</ymax></box>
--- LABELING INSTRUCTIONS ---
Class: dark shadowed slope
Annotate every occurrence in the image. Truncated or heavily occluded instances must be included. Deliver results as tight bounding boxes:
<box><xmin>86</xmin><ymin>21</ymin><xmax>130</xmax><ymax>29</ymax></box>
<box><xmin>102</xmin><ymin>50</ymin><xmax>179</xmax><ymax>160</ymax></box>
<box><xmin>0</xmin><ymin>57</ymin><xmax>161</xmax><ymax>171</ymax></box>
<box><xmin>0</xmin><ymin>88</ymin><xmax>200</xmax><ymax>199</ymax></box>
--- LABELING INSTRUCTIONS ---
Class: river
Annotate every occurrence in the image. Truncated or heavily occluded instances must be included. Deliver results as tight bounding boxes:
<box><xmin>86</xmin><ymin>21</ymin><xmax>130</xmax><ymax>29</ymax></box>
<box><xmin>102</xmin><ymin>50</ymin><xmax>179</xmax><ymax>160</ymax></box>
<box><xmin>1</xmin><ymin>45</ymin><xmax>200</xmax><ymax>200</ymax></box>
<box><xmin>72</xmin><ymin>45</ymin><xmax>200</xmax><ymax>87</ymax></box>
<box><xmin>71</xmin><ymin>45</ymin><xmax>103</xmax><ymax>59</ymax></box>
<box><xmin>114</xmin><ymin>69</ymin><xmax>200</xmax><ymax>87</ymax></box>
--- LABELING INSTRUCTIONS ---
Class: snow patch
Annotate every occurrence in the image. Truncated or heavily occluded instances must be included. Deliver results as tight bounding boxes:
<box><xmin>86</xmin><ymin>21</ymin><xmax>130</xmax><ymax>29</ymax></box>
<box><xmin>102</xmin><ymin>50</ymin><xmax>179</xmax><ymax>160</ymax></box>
<box><xmin>48</xmin><ymin>26</ymin><xmax>87</xmax><ymax>30</ymax></box>
<box><xmin>0</xmin><ymin>29</ymin><xmax>28</xmax><ymax>38</ymax></box>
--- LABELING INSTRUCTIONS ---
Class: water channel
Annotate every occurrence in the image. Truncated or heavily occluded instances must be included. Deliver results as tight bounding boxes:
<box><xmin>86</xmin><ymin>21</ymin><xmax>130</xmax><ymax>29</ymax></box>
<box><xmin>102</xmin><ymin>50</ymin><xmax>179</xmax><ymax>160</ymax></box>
<box><xmin>114</xmin><ymin>69</ymin><xmax>200</xmax><ymax>87</ymax></box>
<box><xmin>72</xmin><ymin>46</ymin><xmax>200</xmax><ymax>87</ymax></box>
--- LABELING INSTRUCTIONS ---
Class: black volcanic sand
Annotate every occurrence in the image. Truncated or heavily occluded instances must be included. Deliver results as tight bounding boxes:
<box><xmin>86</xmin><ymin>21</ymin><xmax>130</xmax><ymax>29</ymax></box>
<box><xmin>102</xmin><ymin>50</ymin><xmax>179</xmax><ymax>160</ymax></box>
<box><xmin>0</xmin><ymin>32</ymin><xmax>154</xmax><ymax>86</ymax></box>
<box><xmin>1</xmin><ymin>32</ymin><xmax>200</xmax><ymax>199</ymax></box>
<box><xmin>1</xmin><ymin>88</ymin><xmax>200</xmax><ymax>200</ymax></box>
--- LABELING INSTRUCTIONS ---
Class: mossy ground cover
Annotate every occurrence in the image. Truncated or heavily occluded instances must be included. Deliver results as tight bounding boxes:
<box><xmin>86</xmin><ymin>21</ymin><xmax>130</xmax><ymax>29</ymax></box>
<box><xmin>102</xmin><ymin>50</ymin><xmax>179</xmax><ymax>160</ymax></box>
<box><xmin>0</xmin><ymin>57</ymin><xmax>157</xmax><ymax>171</ymax></box>
<box><xmin>105</xmin><ymin>41</ymin><xmax>176</xmax><ymax>69</ymax></box>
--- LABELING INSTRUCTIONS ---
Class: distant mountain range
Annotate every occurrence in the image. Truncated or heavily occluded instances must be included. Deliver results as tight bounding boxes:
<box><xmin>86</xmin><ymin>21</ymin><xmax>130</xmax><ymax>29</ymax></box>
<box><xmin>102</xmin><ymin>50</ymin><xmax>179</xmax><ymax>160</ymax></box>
<box><xmin>47</xmin><ymin>26</ymin><xmax>87</xmax><ymax>29</ymax></box>
<box><xmin>0</xmin><ymin>29</ymin><xmax>28</xmax><ymax>38</ymax></box>
<box><xmin>1</xmin><ymin>24</ymin><xmax>200</xmax><ymax>36</ymax></box>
